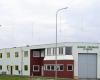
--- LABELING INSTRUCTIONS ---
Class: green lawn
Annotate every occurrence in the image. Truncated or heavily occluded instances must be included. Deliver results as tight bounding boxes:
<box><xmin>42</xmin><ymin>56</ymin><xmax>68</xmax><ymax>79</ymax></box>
<box><xmin>0</xmin><ymin>75</ymin><xmax>72</xmax><ymax>80</ymax></box>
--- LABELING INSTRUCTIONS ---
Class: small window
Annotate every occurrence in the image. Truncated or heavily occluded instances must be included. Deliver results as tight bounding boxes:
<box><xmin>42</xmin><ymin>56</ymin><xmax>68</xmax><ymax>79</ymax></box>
<box><xmin>15</xmin><ymin>65</ymin><xmax>19</xmax><ymax>70</ymax></box>
<box><xmin>0</xmin><ymin>65</ymin><xmax>2</xmax><ymax>70</ymax></box>
<box><xmin>67</xmin><ymin>64</ymin><xmax>73</xmax><ymax>71</ymax></box>
<box><xmin>33</xmin><ymin>65</ymin><xmax>39</xmax><ymax>72</ymax></box>
<box><xmin>7</xmin><ymin>52</ymin><xmax>10</xmax><ymax>58</ymax></box>
<box><xmin>15</xmin><ymin>52</ymin><xmax>19</xmax><ymax>57</ymax></box>
<box><xmin>0</xmin><ymin>53</ymin><xmax>2</xmax><ymax>58</ymax></box>
<box><xmin>59</xmin><ymin>47</ymin><xmax>63</xmax><ymax>55</ymax></box>
<box><xmin>24</xmin><ymin>65</ymin><xmax>28</xmax><ymax>71</ymax></box>
<box><xmin>24</xmin><ymin>51</ymin><xmax>28</xmax><ymax>57</ymax></box>
<box><xmin>47</xmin><ymin>48</ymin><xmax>51</xmax><ymax>56</ymax></box>
<box><xmin>33</xmin><ymin>51</ymin><xmax>40</xmax><ymax>57</ymax></box>
<box><xmin>65</xmin><ymin>47</ymin><xmax>72</xmax><ymax>55</ymax></box>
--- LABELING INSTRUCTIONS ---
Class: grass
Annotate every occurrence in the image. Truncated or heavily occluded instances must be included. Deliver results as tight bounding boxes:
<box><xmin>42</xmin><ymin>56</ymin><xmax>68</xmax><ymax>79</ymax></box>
<box><xmin>0</xmin><ymin>75</ymin><xmax>72</xmax><ymax>80</ymax></box>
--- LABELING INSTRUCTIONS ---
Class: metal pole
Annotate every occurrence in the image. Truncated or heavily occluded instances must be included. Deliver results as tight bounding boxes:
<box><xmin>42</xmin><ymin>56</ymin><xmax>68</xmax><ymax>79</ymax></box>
<box><xmin>55</xmin><ymin>7</ymin><xmax>68</xmax><ymax>80</ymax></box>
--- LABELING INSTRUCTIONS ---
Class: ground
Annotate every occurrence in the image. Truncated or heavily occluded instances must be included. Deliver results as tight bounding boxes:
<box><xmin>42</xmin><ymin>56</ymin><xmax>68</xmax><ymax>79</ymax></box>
<box><xmin>0</xmin><ymin>75</ymin><xmax>72</xmax><ymax>80</ymax></box>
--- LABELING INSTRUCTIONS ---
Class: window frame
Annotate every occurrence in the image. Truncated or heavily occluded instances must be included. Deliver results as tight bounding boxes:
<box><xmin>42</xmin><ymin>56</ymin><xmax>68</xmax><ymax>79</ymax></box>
<box><xmin>47</xmin><ymin>48</ymin><xmax>51</xmax><ymax>56</ymax></box>
<box><xmin>67</xmin><ymin>64</ymin><xmax>73</xmax><ymax>71</ymax></box>
<box><xmin>56</xmin><ymin>64</ymin><xmax>64</xmax><ymax>71</ymax></box>
<box><xmin>33</xmin><ymin>51</ymin><xmax>40</xmax><ymax>57</ymax></box>
<box><xmin>7</xmin><ymin>52</ymin><xmax>10</xmax><ymax>58</ymax></box>
<box><xmin>15</xmin><ymin>65</ymin><xmax>19</xmax><ymax>70</ymax></box>
<box><xmin>24</xmin><ymin>51</ymin><xmax>28</xmax><ymax>57</ymax></box>
<box><xmin>65</xmin><ymin>47</ymin><xmax>72</xmax><ymax>55</ymax></box>
<box><xmin>53</xmin><ymin>48</ymin><xmax>56</xmax><ymax>55</ymax></box>
<box><xmin>24</xmin><ymin>65</ymin><xmax>28</xmax><ymax>71</ymax></box>
<box><xmin>33</xmin><ymin>65</ymin><xmax>40</xmax><ymax>72</ymax></box>
<box><xmin>59</xmin><ymin>47</ymin><xmax>63</xmax><ymax>55</ymax></box>
<box><xmin>15</xmin><ymin>52</ymin><xmax>19</xmax><ymax>58</ymax></box>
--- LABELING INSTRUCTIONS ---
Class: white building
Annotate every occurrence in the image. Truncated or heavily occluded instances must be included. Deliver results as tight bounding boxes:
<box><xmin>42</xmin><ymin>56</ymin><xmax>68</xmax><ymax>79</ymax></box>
<box><xmin>0</xmin><ymin>42</ymin><xmax>100</xmax><ymax>79</ymax></box>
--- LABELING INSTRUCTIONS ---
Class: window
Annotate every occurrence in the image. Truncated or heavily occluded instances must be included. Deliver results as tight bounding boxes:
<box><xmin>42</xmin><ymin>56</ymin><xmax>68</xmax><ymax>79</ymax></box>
<box><xmin>0</xmin><ymin>65</ymin><xmax>2</xmax><ymax>70</ymax></box>
<box><xmin>47</xmin><ymin>65</ymin><xmax>50</xmax><ymax>70</ymax></box>
<box><xmin>44</xmin><ymin>65</ymin><xmax>55</xmax><ymax>71</ymax></box>
<box><xmin>0</xmin><ymin>53</ymin><xmax>2</xmax><ymax>58</ymax></box>
<box><xmin>15</xmin><ymin>65</ymin><xmax>19</xmax><ymax>70</ymax></box>
<box><xmin>33</xmin><ymin>51</ymin><xmax>40</xmax><ymax>57</ymax></box>
<box><xmin>41</xmin><ymin>50</ymin><xmax>45</xmax><ymax>57</ymax></box>
<box><xmin>44</xmin><ymin>64</ymin><xmax>63</xmax><ymax>71</ymax></box>
<box><xmin>33</xmin><ymin>65</ymin><xmax>39</xmax><ymax>71</ymax></box>
<box><xmin>57</xmin><ymin>65</ymin><xmax>64</xmax><ymax>71</ymax></box>
<box><xmin>51</xmin><ymin>65</ymin><xmax>55</xmax><ymax>71</ymax></box>
<box><xmin>47</xmin><ymin>48</ymin><xmax>51</xmax><ymax>56</ymax></box>
<box><xmin>65</xmin><ymin>47</ymin><xmax>72</xmax><ymax>55</ymax></box>
<box><xmin>15</xmin><ymin>52</ymin><xmax>19</xmax><ymax>57</ymax></box>
<box><xmin>24</xmin><ymin>51</ymin><xmax>28</xmax><ymax>57</ymax></box>
<box><xmin>67</xmin><ymin>64</ymin><xmax>73</xmax><ymax>71</ymax></box>
<box><xmin>59</xmin><ymin>47</ymin><xmax>63</xmax><ymax>55</ymax></box>
<box><xmin>53</xmin><ymin>48</ymin><xmax>56</xmax><ymax>55</ymax></box>
<box><xmin>7</xmin><ymin>65</ymin><xmax>10</xmax><ymax>70</ymax></box>
<box><xmin>24</xmin><ymin>65</ymin><xmax>28</xmax><ymax>71</ymax></box>
<box><xmin>7</xmin><ymin>52</ymin><xmax>10</xmax><ymax>58</ymax></box>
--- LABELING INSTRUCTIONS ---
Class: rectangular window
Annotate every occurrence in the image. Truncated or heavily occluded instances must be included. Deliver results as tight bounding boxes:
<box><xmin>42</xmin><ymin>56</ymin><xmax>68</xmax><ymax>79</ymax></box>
<box><xmin>0</xmin><ymin>65</ymin><xmax>2</xmax><ymax>70</ymax></box>
<box><xmin>59</xmin><ymin>47</ymin><xmax>63</xmax><ymax>55</ymax></box>
<box><xmin>53</xmin><ymin>48</ymin><xmax>56</xmax><ymax>55</ymax></box>
<box><xmin>47</xmin><ymin>48</ymin><xmax>51</xmax><ymax>56</ymax></box>
<box><xmin>65</xmin><ymin>47</ymin><xmax>72</xmax><ymax>55</ymax></box>
<box><xmin>33</xmin><ymin>51</ymin><xmax>40</xmax><ymax>57</ymax></box>
<box><xmin>67</xmin><ymin>64</ymin><xmax>73</xmax><ymax>71</ymax></box>
<box><xmin>57</xmin><ymin>65</ymin><xmax>64</xmax><ymax>71</ymax></box>
<box><xmin>7</xmin><ymin>52</ymin><xmax>10</xmax><ymax>58</ymax></box>
<box><xmin>15</xmin><ymin>65</ymin><xmax>19</xmax><ymax>70</ymax></box>
<box><xmin>0</xmin><ymin>53</ymin><xmax>2</xmax><ymax>58</ymax></box>
<box><xmin>24</xmin><ymin>65</ymin><xmax>28</xmax><ymax>71</ymax></box>
<box><xmin>15</xmin><ymin>52</ymin><xmax>19</xmax><ymax>57</ymax></box>
<box><xmin>24</xmin><ymin>51</ymin><xmax>28</xmax><ymax>57</ymax></box>
<box><xmin>44</xmin><ymin>64</ymin><xmax>55</xmax><ymax>71</ymax></box>
<box><xmin>33</xmin><ymin>65</ymin><xmax>39</xmax><ymax>72</ymax></box>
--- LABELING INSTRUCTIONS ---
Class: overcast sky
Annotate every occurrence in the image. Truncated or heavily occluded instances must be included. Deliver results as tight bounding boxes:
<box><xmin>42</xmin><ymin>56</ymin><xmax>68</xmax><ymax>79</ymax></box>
<box><xmin>0</xmin><ymin>0</ymin><xmax>100</xmax><ymax>48</ymax></box>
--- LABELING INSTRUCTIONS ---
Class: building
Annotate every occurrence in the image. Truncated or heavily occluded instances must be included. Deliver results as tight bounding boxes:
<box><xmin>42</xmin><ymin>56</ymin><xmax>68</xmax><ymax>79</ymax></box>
<box><xmin>0</xmin><ymin>42</ymin><xmax>100</xmax><ymax>79</ymax></box>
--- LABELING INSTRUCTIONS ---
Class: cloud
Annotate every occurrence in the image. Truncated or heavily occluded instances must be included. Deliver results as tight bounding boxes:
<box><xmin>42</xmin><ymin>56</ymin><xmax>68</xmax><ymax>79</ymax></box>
<box><xmin>0</xmin><ymin>0</ymin><xmax>100</xmax><ymax>48</ymax></box>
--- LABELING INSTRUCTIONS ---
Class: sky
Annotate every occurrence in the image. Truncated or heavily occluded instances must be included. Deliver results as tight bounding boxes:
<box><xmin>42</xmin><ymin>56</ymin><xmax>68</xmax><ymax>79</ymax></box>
<box><xmin>0</xmin><ymin>0</ymin><xmax>100</xmax><ymax>48</ymax></box>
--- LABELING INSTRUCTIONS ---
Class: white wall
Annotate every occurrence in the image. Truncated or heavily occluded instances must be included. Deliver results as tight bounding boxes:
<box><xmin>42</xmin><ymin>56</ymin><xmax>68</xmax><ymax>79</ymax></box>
<box><xmin>0</xmin><ymin>47</ymin><xmax>30</xmax><ymax>76</ymax></box>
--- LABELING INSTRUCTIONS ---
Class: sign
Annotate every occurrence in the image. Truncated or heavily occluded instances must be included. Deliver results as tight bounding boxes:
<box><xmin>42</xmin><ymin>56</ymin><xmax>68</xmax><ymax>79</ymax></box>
<box><xmin>77</xmin><ymin>46</ymin><xmax>99</xmax><ymax>50</ymax></box>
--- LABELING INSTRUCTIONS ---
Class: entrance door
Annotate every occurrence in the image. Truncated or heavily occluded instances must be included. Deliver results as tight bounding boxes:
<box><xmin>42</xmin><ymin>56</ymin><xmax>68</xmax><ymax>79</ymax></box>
<box><xmin>78</xmin><ymin>53</ymin><xmax>97</xmax><ymax>79</ymax></box>
<box><xmin>11</xmin><ymin>66</ymin><xmax>13</xmax><ymax>75</ymax></box>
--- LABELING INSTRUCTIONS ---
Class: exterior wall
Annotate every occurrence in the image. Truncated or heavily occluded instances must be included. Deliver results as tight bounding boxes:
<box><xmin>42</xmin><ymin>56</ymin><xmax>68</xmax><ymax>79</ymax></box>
<box><xmin>0</xmin><ymin>47</ymin><xmax>30</xmax><ymax>76</ymax></box>
<box><xmin>0</xmin><ymin>42</ymin><xmax>100</xmax><ymax>79</ymax></box>
<box><xmin>30</xmin><ymin>49</ymin><xmax>44</xmax><ymax>76</ymax></box>
<box><xmin>43</xmin><ymin>60</ymin><xmax>74</xmax><ymax>78</ymax></box>
<box><xmin>72</xmin><ymin>43</ymin><xmax>100</xmax><ymax>79</ymax></box>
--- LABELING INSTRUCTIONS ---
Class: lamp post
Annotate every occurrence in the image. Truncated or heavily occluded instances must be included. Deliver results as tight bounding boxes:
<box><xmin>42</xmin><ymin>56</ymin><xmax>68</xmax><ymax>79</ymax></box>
<box><xmin>55</xmin><ymin>7</ymin><xmax>68</xmax><ymax>80</ymax></box>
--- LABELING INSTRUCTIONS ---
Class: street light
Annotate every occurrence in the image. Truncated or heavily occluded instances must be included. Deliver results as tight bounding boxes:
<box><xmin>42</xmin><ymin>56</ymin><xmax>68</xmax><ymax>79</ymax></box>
<box><xmin>55</xmin><ymin>7</ymin><xmax>68</xmax><ymax>79</ymax></box>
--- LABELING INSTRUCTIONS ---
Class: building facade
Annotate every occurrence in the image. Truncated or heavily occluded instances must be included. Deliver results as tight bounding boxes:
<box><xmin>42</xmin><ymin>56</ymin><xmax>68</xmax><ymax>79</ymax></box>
<box><xmin>0</xmin><ymin>42</ymin><xmax>100</xmax><ymax>79</ymax></box>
